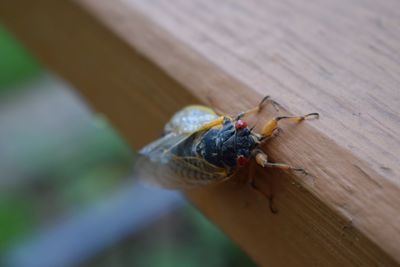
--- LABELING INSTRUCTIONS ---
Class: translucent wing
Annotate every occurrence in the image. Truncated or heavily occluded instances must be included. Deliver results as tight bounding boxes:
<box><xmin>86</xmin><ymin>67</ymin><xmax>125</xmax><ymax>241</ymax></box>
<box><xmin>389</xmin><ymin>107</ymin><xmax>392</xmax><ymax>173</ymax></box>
<box><xmin>163</xmin><ymin>105</ymin><xmax>218</xmax><ymax>134</ymax></box>
<box><xmin>134</xmin><ymin>105</ymin><xmax>230</xmax><ymax>188</ymax></box>
<box><xmin>134</xmin><ymin>132</ymin><xmax>190</xmax><ymax>187</ymax></box>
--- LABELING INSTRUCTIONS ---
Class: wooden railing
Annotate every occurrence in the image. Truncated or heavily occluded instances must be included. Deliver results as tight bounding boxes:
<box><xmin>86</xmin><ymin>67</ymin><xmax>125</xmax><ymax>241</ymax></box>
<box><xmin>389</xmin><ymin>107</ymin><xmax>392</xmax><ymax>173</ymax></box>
<box><xmin>1</xmin><ymin>0</ymin><xmax>400</xmax><ymax>266</ymax></box>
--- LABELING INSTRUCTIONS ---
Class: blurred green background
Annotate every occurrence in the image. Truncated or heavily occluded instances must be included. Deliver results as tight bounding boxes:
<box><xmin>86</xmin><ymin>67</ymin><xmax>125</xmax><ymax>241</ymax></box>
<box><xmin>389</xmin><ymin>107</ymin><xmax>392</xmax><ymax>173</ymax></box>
<box><xmin>0</xmin><ymin>25</ymin><xmax>255</xmax><ymax>267</ymax></box>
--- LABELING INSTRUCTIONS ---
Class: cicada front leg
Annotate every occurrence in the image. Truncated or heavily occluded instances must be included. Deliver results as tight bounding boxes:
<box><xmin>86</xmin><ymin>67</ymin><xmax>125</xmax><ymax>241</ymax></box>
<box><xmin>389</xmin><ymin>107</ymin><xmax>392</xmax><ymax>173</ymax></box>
<box><xmin>260</xmin><ymin>113</ymin><xmax>319</xmax><ymax>140</ymax></box>
<box><xmin>235</xmin><ymin>95</ymin><xmax>280</xmax><ymax>121</ymax></box>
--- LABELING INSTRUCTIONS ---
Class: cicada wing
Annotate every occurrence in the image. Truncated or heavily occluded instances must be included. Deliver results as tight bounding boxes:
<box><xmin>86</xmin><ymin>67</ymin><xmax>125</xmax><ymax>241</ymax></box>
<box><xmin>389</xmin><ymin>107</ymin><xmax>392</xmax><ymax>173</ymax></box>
<box><xmin>135</xmin><ymin>132</ymin><xmax>230</xmax><ymax>188</ymax></box>
<box><xmin>138</xmin><ymin>132</ymin><xmax>184</xmax><ymax>163</ymax></box>
<box><xmin>169</xmin><ymin>156</ymin><xmax>230</xmax><ymax>186</ymax></box>
<box><xmin>135</xmin><ymin>155</ymin><xmax>230</xmax><ymax>189</ymax></box>
<box><xmin>134</xmin><ymin>132</ymin><xmax>188</xmax><ymax>188</ymax></box>
<box><xmin>164</xmin><ymin>105</ymin><xmax>218</xmax><ymax>134</ymax></box>
<box><xmin>134</xmin><ymin>155</ymin><xmax>188</xmax><ymax>188</ymax></box>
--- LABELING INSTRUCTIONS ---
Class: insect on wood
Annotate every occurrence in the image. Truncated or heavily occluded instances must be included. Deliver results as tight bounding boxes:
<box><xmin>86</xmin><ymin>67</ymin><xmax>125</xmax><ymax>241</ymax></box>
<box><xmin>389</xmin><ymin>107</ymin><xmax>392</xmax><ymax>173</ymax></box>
<box><xmin>135</xmin><ymin>96</ymin><xmax>319</xmax><ymax>212</ymax></box>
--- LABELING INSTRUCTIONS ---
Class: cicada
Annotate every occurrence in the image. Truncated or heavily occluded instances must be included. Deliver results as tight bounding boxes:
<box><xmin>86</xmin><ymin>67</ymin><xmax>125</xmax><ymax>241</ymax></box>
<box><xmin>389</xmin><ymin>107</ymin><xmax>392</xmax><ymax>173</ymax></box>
<box><xmin>135</xmin><ymin>96</ymin><xmax>318</xmax><ymax>208</ymax></box>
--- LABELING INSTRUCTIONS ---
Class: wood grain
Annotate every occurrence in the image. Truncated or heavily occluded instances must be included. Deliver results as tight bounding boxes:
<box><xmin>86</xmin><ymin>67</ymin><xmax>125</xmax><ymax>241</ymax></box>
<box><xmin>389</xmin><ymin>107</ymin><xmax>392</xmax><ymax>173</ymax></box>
<box><xmin>1</xmin><ymin>0</ymin><xmax>400</xmax><ymax>266</ymax></box>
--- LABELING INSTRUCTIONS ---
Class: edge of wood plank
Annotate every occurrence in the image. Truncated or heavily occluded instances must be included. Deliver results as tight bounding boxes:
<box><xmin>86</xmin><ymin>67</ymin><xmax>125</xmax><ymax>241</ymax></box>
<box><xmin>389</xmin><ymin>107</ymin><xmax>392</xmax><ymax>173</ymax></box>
<box><xmin>1</xmin><ymin>0</ymin><xmax>399</xmax><ymax>266</ymax></box>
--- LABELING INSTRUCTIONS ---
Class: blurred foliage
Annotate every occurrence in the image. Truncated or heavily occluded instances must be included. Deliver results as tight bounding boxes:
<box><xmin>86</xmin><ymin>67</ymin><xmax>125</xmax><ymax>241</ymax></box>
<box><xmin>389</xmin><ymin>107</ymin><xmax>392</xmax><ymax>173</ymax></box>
<box><xmin>0</xmin><ymin>197</ymin><xmax>35</xmax><ymax>250</ymax></box>
<box><xmin>0</xmin><ymin>114</ymin><xmax>134</xmax><ymax>245</ymax></box>
<box><xmin>0</xmin><ymin>25</ymin><xmax>41</xmax><ymax>91</ymax></box>
<box><xmin>0</xmin><ymin>25</ymin><xmax>40</xmax><ymax>250</ymax></box>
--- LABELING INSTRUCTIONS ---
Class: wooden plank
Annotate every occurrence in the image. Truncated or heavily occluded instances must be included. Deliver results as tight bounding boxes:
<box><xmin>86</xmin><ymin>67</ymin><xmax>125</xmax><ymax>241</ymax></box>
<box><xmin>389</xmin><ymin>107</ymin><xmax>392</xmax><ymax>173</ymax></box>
<box><xmin>1</xmin><ymin>0</ymin><xmax>400</xmax><ymax>266</ymax></box>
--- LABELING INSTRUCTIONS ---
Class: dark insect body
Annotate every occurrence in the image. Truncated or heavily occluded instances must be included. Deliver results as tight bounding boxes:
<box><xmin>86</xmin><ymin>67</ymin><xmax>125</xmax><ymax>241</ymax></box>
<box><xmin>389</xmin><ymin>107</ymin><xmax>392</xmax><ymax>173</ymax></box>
<box><xmin>172</xmin><ymin>117</ymin><xmax>257</xmax><ymax>172</ymax></box>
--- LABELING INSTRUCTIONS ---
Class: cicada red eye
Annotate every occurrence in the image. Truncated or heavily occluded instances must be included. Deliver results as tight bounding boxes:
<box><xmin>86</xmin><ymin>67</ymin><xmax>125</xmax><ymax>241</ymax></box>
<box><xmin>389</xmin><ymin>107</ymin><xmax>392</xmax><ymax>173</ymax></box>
<box><xmin>236</xmin><ymin>155</ymin><xmax>250</xmax><ymax>167</ymax></box>
<box><xmin>235</xmin><ymin>119</ymin><xmax>247</xmax><ymax>129</ymax></box>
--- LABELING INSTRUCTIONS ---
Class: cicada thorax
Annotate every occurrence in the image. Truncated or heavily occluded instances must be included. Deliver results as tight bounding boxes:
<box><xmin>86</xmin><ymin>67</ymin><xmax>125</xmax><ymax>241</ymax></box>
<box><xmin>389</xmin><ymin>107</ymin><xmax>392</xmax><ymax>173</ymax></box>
<box><xmin>171</xmin><ymin>117</ymin><xmax>259</xmax><ymax>175</ymax></box>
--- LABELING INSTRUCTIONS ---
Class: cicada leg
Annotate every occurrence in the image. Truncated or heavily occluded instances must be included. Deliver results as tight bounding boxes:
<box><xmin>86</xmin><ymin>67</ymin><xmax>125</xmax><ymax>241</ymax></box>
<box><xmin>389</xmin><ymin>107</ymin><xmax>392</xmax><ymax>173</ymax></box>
<box><xmin>247</xmin><ymin>155</ymin><xmax>277</xmax><ymax>214</ymax></box>
<box><xmin>249</xmin><ymin>149</ymin><xmax>309</xmax><ymax>213</ymax></box>
<box><xmin>235</xmin><ymin>96</ymin><xmax>280</xmax><ymax>120</ymax></box>
<box><xmin>260</xmin><ymin>113</ymin><xmax>319</xmax><ymax>139</ymax></box>
<box><xmin>252</xmin><ymin>149</ymin><xmax>308</xmax><ymax>175</ymax></box>
<box><xmin>250</xmin><ymin>179</ymin><xmax>278</xmax><ymax>214</ymax></box>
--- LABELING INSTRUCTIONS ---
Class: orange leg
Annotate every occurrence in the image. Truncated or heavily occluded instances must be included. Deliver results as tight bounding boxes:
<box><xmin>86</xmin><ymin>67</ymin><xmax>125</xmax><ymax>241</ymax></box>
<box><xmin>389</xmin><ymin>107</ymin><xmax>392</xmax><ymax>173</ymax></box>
<box><xmin>253</xmin><ymin>149</ymin><xmax>307</xmax><ymax>175</ymax></box>
<box><xmin>260</xmin><ymin>113</ymin><xmax>319</xmax><ymax>139</ymax></box>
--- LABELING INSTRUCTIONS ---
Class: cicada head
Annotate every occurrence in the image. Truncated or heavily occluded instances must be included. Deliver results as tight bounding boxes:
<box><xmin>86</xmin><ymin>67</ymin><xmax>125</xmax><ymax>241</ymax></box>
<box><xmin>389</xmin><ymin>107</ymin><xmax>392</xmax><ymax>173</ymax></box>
<box><xmin>232</xmin><ymin>121</ymin><xmax>260</xmax><ymax>167</ymax></box>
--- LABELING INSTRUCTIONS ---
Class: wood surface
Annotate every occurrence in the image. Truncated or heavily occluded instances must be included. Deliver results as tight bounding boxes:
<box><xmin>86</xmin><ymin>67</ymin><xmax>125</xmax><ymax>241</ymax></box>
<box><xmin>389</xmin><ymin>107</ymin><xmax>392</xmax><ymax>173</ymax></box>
<box><xmin>1</xmin><ymin>0</ymin><xmax>400</xmax><ymax>266</ymax></box>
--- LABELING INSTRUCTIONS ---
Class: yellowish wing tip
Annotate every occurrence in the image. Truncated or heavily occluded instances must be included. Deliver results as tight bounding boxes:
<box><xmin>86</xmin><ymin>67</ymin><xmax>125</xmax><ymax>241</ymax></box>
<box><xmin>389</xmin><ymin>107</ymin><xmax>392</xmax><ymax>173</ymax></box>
<box><xmin>183</xmin><ymin>105</ymin><xmax>217</xmax><ymax>115</ymax></box>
